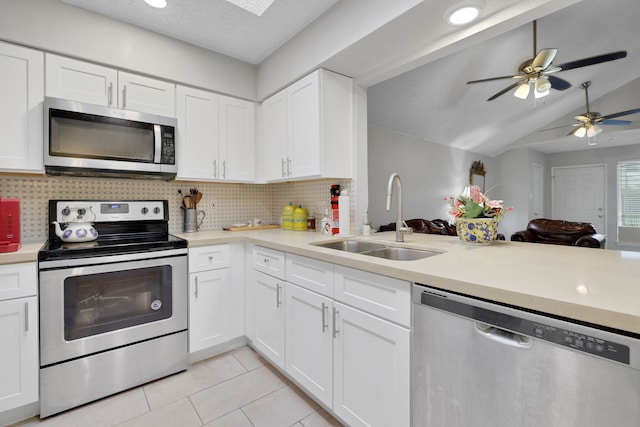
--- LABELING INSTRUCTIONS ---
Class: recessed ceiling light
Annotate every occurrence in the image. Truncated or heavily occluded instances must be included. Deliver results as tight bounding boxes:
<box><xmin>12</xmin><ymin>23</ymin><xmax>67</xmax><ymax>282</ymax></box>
<box><xmin>225</xmin><ymin>0</ymin><xmax>276</xmax><ymax>16</ymax></box>
<box><xmin>445</xmin><ymin>3</ymin><xmax>482</xmax><ymax>26</ymax></box>
<box><xmin>144</xmin><ymin>0</ymin><xmax>167</xmax><ymax>8</ymax></box>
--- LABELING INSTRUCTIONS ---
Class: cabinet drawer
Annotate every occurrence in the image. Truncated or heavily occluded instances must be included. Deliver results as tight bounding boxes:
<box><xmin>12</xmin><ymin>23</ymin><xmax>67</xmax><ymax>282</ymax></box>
<box><xmin>286</xmin><ymin>254</ymin><xmax>333</xmax><ymax>298</ymax></box>
<box><xmin>0</xmin><ymin>262</ymin><xmax>37</xmax><ymax>300</ymax></box>
<box><xmin>188</xmin><ymin>245</ymin><xmax>230</xmax><ymax>273</ymax></box>
<box><xmin>253</xmin><ymin>246</ymin><xmax>285</xmax><ymax>280</ymax></box>
<box><xmin>334</xmin><ymin>265</ymin><xmax>411</xmax><ymax>327</ymax></box>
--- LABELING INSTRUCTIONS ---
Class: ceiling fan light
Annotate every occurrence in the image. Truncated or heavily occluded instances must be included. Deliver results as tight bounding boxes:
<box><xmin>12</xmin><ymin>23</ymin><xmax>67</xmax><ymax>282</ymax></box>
<box><xmin>574</xmin><ymin>126</ymin><xmax>587</xmax><ymax>138</ymax></box>
<box><xmin>587</xmin><ymin>124</ymin><xmax>603</xmax><ymax>137</ymax></box>
<box><xmin>534</xmin><ymin>89</ymin><xmax>549</xmax><ymax>99</ymax></box>
<box><xmin>514</xmin><ymin>83</ymin><xmax>530</xmax><ymax>99</ymax></box>
<box><xmin>535</xmin><ymin>77</ymin><xmax>552</xmax><ymax>93</ymax></box>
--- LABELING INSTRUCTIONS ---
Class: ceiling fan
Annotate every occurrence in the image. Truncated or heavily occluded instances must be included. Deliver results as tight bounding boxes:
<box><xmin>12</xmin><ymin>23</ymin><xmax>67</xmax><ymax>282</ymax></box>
<box><xmin>466</xmin><ymin>21</ymin><xmax>627</xmax><ymax>101</ymax></box>
<box><xmin>557</xmin><ymin>81</ymin><xmax>640</xmax><ymax>138</ymax></box>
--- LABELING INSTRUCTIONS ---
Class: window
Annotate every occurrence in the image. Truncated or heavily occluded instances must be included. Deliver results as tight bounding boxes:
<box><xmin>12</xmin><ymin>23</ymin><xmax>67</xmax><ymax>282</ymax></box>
<box><xmin>617</xmin><ymin>161</ymin><xmax>640</xmax><ymax>244</ymax></box>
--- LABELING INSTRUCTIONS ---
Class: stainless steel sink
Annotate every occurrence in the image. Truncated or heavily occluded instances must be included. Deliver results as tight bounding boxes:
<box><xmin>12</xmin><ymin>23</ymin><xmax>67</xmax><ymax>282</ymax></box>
<box><xmin>313</xmin><ymin>239</ymin><xmax>439</xmax><ymax>261</ymax></box>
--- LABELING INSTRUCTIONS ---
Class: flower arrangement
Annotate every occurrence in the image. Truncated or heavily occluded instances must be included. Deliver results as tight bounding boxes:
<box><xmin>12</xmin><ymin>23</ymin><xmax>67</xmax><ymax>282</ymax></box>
<box><xmin>446</xmin><ymin>185</ymin><xmax>508</xmax><ymax>223</ymax></box>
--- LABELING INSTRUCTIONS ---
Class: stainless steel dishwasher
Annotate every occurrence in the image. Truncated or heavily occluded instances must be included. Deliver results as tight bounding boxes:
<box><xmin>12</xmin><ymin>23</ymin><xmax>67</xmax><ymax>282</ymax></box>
<box><xmin>411</xmin><ymin>283</ymin><xmax>640</xmax><ymax>427</ymax></box>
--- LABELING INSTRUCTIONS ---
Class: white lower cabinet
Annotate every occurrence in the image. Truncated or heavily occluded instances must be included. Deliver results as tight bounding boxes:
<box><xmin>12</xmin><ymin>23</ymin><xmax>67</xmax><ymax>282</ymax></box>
<box><xmin>253</xmin><ymin>270</ymin><xmax>285</xmax><ymax>368</ymax></box>
<box><xmin>188</xmin><ymin>244</ymin><xmax>243</xmax><ymax>354</ymax></box>
<box><xmin>285</xmin><ymin>283</ymin><xmax>333</xmax><ymax>407</ymax></box>
<box><xmin>332</xmin><ymin>301</ymin><xmax>410</xmax><ymax>427</ymax></box>
<box><xmin>0</xmin><ymin>263</ymin><xmax>38</xmax><ymax>417</ymax></box>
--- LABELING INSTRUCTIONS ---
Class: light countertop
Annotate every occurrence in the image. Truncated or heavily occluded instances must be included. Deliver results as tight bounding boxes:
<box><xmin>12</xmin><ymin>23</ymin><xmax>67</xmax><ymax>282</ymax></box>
<box><xmin>5</xmin><ymin>230</ymin><xmax>640</xmax><ymax>334</ymax></box>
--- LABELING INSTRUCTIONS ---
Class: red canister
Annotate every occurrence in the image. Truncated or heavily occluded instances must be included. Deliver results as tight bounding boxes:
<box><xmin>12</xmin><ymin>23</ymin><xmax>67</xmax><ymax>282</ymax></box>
<box><xmin>0</xmin><ymin>197</ymin><xmax>20</xmax><ymax>253</ymax></box>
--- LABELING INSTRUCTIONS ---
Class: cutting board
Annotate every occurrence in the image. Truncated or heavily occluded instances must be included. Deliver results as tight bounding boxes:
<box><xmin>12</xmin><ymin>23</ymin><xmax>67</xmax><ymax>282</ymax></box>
<box><xmin>224</xmin><ymin>224</ymin><xmax>281</xmax><ymax>231</ymax></box>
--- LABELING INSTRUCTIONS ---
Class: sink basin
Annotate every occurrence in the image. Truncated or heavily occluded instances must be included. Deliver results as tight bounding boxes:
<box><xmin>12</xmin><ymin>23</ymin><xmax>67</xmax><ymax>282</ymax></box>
<box><xmin>362</xmin><ymin>247</ymin><xmax>439</xmax><ymax>261</ymax></box>
<box><xmin>313</xmin><ymin>239</ymin><xmax>439</xmax><ymax>261</ymax></box>
<box><xmin>315</xmin><ymin>240</ymin><xmax>386</xmax><ymax>253</ymax></box>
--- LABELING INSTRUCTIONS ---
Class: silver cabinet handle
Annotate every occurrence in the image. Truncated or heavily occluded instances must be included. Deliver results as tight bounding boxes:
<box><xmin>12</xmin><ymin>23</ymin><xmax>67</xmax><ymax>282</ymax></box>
<box><xmin>264</xmin><ymin>257</ymin><xmax>269</xmax><ymax>264</ymax></box>
<box><xmin>122</xmin><ymin>85</ymin><xmax>127</xmax><ymax>109</ymax></box>
<box><xmin>287</xmin><ymin>157</ymin><xmax>292</xmax><ymax>176</ymax></box>
<box><xmin>332</xmin><ymin>307</ymin><xmax>339</xmax><ymax>338</ymax></box>
<box><xmin>223</xmin><ymin>160</ymin><xmax>227</xmax><ymax>179</ymax></box>
<box><xmin>213</xmin><ymin>159</ymin><xmax>218</xmax><ymax>178</ymax></box>
<box><xmin>108</xmin><ymin>82</ymin><xmax>113</xmax><ymax>106</ymax></box>
<box><xmin>281</xmin><ymin>158</ymin><xmax>286</xmax><ymax>177</ymax></box>
<box><xmin>208</xmin><ymin>255</ymin><xmax>214</xmax><ymax>261</ymax></box>
<box><xmin>25</xmin><ymin>301</ymin><xmax>29</xmax><ymax>332</ymax></box>
<box><xmin>321</xmin><ymin>303</ymin><xmax>328</xmax><ymax>332</ymax></box>
<box><xmin>276</xmin><ymin>283</ymin><xmax>282</xmax><ymax>308</ymax></box>
<box><xmin>195</xmin><ymin>276</ymin><xmax>199</xmax><ymax>298</ymax></box>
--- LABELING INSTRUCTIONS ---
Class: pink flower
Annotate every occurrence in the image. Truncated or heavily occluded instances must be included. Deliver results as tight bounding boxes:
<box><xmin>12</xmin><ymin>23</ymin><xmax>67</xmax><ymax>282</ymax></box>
<box><xmin>469</xmin><ymin>185</ymin><xmax>485</xmax><ymax>204</ymax></box>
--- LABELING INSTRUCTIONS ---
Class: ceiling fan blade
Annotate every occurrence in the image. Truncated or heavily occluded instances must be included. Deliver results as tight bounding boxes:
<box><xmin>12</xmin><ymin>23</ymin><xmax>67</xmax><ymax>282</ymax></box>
<box><xmin>599</xmin><ymin>107</ymin><xmax>640</xmax><ymax>120</ymax></box>
<box><xmin>600</xmin><ymin>119</ymin><xmax>631</xmax><ymax>125</ymax></box>
<box><xmin>486</xmin><ymin>80</ymin><xmax>527</xmax><ymax>101</ymax></box>
<box><xmin>466</xmin><ymin>75</ymin><xmax>522</xmax><ymax>84</ymax></box>
<box><xmin>538</xmin><ymin>123</ymin><xmax>573</xmax><ymax>132</ymax></box>
<box><xmin>553</xmin><ymin>51</ymin><xmax>627</xmax><ymax>72</ymax></box>
<box><xmin>546</xmin><ymin>75</ymin><xmax>571</xmax><ymax>91</ymax></box>
<box><xmin>531</xmin><ymin>48</ymin><xmax>557</xmax><ymax>70</ymax></box>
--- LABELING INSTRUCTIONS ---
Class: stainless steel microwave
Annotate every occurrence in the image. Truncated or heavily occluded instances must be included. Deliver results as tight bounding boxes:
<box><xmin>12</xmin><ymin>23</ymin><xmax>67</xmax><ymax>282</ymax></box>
<box><xmin>44</xmin><ymin>97</ymin><xmax>177</xmax><ymax>180</ymax></box>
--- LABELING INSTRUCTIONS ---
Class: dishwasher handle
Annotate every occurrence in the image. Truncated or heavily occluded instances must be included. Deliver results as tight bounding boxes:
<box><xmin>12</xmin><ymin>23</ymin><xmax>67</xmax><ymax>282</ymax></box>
<box><xmin>475</xmin><ymin>322</ymin><xmax>533</xmax><ymax>349</ymax></box>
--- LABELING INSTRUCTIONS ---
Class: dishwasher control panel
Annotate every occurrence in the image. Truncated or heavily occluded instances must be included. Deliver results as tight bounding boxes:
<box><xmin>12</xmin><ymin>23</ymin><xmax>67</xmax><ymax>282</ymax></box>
<box><xmin>530</xmin><ymin>322</ymin><xmax>630</xmax><ymax>364</ymax></box>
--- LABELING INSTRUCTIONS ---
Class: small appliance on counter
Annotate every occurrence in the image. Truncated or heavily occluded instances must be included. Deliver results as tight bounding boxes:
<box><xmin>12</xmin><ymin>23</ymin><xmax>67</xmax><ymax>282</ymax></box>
<box><xmin>0</xmin><ymin>195</ymin><xmax>20</xmax><ymax>253</ymax></box>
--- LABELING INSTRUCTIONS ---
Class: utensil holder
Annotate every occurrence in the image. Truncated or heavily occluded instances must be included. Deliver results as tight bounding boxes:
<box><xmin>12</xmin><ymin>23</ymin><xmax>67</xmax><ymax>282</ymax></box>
<box><xmin>184</xmin><ymin>208</ymin><xmax>205</xmax><ymax>232</ymax></box>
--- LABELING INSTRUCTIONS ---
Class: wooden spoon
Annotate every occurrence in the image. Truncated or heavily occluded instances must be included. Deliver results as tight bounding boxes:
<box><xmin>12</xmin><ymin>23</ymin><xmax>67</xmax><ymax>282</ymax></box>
<box><xmin>194</xmin><ymin>191</ymin><xmax>203</xmax><ymax>208</ymax></box>
<box><xmin>183</xmin><ymin>196</ymin><xmax>192</xmax><ymax>209</ymax></box>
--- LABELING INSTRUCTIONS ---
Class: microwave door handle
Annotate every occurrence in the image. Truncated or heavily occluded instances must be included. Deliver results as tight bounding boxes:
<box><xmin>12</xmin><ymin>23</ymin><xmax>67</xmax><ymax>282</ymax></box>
<box><xmin>153</xmin><ymin>125</ymin><xmax>162</xmax><ymax>163</ymax></box>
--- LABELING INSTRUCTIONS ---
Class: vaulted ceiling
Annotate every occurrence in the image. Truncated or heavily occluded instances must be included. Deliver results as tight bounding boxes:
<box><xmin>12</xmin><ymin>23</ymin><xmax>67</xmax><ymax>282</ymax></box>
<box><xmin>60</xmin><ymin>0</ymin><xmax>640</xmax><ymax>156</ymax></box>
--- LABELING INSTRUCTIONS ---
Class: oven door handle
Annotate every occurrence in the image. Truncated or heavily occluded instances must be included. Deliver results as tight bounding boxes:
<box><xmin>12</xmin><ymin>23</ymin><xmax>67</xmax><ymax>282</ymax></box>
<box><xmin>39</xmin><ymin>247</ymin><xmax>188</xmax><ymax>269</ymax></box>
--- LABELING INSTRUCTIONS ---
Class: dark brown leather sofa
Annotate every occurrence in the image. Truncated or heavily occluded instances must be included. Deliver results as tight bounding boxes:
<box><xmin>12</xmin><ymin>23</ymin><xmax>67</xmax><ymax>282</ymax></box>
<box><xmin>379</xmin><ymin>218</ymin><xmax>505</xmax><ymax>240</ymax></box>
<box><xmin>510</xmin><ymin>218</ymin><xmax>605</xmax><ymax>248</ymax></box>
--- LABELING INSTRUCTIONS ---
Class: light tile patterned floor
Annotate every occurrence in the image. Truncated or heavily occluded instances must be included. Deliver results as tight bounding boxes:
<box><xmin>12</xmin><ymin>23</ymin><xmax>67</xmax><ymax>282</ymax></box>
<box><xmin>12</xmin><ymin>347</ymin><xmax>344</xmax><ymax>427</ymax></box>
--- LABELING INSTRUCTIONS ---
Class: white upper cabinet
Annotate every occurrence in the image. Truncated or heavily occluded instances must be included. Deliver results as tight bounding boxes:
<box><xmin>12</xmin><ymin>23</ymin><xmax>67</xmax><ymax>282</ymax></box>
<box><xmin>45</xmin><ymin>54</ymin><xmax>176</xmax><ymax>117</ymax></box>
<box><xmin>261</xmin><ymin>69</ymin><xmax>353</xmax><ymax>182</ymax></box>
<box><xmin>219</xmin><ymin>95</ymin><xmax>255</xmax><ymax>182</ymax></box>
<box><xmin>0</xmin><ymin>42</ymin><xmax>44</xmax><ymax>174</ymax></box>
<box><xmin>176</xmin><ymin>85</ymin><xmax>255</xmax><ymax>182</ymax></box>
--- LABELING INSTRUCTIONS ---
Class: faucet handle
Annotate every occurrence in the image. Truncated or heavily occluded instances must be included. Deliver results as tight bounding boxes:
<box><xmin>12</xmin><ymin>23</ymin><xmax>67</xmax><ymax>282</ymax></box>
<box><xmin>399</xmin><ymin>221</ymin><xmax>413</xmax><ymax>235</ymax></box>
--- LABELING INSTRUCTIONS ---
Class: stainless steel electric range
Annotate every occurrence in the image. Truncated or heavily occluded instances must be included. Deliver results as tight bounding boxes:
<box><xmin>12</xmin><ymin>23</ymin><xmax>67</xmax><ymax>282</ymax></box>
<box><xmin>38</xmin><ymin>200</ymin><xmax>188</xmax><ymax>418</ymax></box>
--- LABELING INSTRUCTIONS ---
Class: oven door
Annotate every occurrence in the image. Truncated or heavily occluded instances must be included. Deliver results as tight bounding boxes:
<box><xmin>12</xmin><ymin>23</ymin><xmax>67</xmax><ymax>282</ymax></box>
<box><xmin>39</xmin><ymin>250</ymin><xmax>187</xmax><ymax>367</ymax></box>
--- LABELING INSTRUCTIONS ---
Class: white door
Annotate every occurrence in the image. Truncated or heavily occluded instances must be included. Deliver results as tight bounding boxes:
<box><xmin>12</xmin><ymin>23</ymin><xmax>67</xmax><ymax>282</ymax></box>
<box><xmin>333</xmin><ymin>302</ymin><xmax>410</xmax><ymax>427</ymax></box>
<box><xmin>253</xmin><ymin>271</ymin><xmax>285</xmax><ymax>369</ymax></box>
<box><xmin>0</xmin><ymin>297</ymin><xmax>38</xmax><ymax>412</ymax></box>
<box><xmin>0</xmin><ymin>42</ymin><xmax>44</xmax><ymax>173</ymax></box>
<box><xmin>118</xmin><ymin>71</ymin><xmax>176</xmax><ymax>117</ymax></box>
<box><xmin>189</xmin><ymin>269</ymin><xmax>230</xmax><ymax>353</ymax></box>
<box><xmin>552</xmin><ymin>165</ymin><xmax>605</xmax><ymax>233</ymax></box>
<box><xmin>533</xmin><ymin>163</ymin><xmax>544</xmax><ymax>218</ymax></box>
<box><xmin>285</xmin><ymin>283</ymin><xmax>333</xmax><ymax>407</ymax></box>
<box><xmin>262</xmin><ymin>90</ymin><xmax>288</xmax><ymax>181</ymax></box>
<box><xmin>288</xmin><ymin>72</ymin><xmax>320</xmax><ymax>179</ymax></box>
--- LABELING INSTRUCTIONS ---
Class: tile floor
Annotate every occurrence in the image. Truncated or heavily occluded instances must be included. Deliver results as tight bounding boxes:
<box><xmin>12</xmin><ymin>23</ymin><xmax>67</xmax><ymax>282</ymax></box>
<box><xmin>12</xmin><ymin>347</ymin><xmax>344</xmax><ymax>427</ymax></box>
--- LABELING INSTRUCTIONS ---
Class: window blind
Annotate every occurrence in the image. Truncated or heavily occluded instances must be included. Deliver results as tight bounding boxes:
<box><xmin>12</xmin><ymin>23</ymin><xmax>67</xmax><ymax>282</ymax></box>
<box><xmin>617</xmin><ymin>160</ymin><xmax>640</xmax><ymax>244</ymax></box>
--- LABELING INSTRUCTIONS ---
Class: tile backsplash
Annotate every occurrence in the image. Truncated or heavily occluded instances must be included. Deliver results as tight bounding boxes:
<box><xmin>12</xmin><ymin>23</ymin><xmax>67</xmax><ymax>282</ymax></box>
<box><xmin>0</xmin><ymin>175</ymin><xmax>353</xmax><ymax>242</ymax></box>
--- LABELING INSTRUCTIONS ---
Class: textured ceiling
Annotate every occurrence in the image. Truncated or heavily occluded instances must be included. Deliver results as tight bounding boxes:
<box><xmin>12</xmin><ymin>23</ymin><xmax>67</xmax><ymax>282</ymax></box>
<box><xmin>61</xmin><ymin>0</ymin><xmax>339</xmax><ymax>64</ymax></box>
<box><xmin>367</xmin><ymin>0</ymin><xmax>640</xmax><ymax>155</ymax></box>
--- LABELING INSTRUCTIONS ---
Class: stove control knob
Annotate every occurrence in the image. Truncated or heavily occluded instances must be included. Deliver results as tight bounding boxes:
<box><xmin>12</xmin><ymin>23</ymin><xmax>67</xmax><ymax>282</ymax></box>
<box><xmin>141</xmin><ymin>207</ymin><xmax>149</xmax><ymax>214</ymax></box>
<box><xmin>77</xmin><ymin>208</ymin><xmax>86</xmax><ymax>215</ymax></box>
<box><xmin>153</xmin><ymin>207</ymin><xmax>161</xmax><ymax>214</ymax></box>
<box><xmin>62</xmin><ymin>207</ymin><xmax>71</xmax><ymax>216</ymax></box>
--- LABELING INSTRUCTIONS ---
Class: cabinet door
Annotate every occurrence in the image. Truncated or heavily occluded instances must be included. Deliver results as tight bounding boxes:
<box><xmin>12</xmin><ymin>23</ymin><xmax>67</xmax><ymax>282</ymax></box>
<box><xmin>45</xmin><ymin>53</ymin><xmax>116</xmax><ymax>106</ymax></box>
<box><xmin>188</xmin><ymin>244</ymin><xmax>230</xmax><ymax>273</ymax></box>
<box><xmin>0</xmin><ymin>297</ymin><xmax>38</xmax><ymax>413</ymax></box>
<box><xmin>176</xmin><ymin>86</ymin><xmax>219</xmax><ymax>180</ymax></box>
<box><xmin>253</xmin><ymin>271</ymin><xmax>285</xmax><ymax>368</ymax></box>
<box><xmin>118</xmin><ymin>71</ymin><xmax>176</xmax><ymax>117</ymax></box>
<box><xmin>0</xmin><ymin>42</ymin><xmax>43</xmax><ymax>173</ymax></box>
<box><xmin>189</xmin><ymin>269</ymin><xmax>231</xmax><ymax>353</ymax></box>
<box><xmin>219</xmin><ymin>95</ymin><xmax>255</xmax><ymax>182</ymax></box>
<box><xmin>261</xmin><ymin>89</ymin><xmax>288</xmax><ymax>181</ymax></box>
<box><xmin>333</xmin><ymin>302</ymin><xmax>410</xmax><ymax>427</ymax></box>
<box><xmin>288</xmin><ymin>72</ymin><xmax>320</xmax><ymax>179</ymax></box>
<box><xmin>285</xmin><ymin>283</ymin><xmax>333</xmax><ymax>407</ymax></box>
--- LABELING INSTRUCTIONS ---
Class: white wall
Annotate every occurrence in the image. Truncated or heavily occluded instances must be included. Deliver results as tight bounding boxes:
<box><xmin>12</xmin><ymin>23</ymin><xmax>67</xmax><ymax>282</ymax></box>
<box><xmin>0</xmin><ymin>0</ymin><xmax>257</xmax><ymax>100</ymax></box>
<box><xmin>367</xmin><ymin>126</ymin><xmax>495</xmax><ymax>229</ymax></box>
